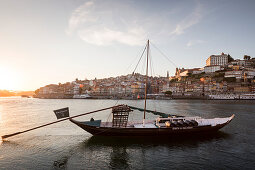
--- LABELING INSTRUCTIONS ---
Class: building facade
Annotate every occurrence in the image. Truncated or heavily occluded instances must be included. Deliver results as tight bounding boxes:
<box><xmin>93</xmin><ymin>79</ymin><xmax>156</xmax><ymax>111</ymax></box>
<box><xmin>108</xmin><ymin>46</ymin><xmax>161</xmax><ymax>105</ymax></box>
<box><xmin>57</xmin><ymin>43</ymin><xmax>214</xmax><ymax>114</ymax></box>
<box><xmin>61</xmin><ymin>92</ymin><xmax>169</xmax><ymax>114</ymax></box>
<box><xmin>204</xmin><ymin>65</ymin><xmax>222</xmax><ymax>73</ymax></box>
<box><xmin>206</xmin><ymin>52</ymin><xmax>229</xmax><ymax>66</ymax></box>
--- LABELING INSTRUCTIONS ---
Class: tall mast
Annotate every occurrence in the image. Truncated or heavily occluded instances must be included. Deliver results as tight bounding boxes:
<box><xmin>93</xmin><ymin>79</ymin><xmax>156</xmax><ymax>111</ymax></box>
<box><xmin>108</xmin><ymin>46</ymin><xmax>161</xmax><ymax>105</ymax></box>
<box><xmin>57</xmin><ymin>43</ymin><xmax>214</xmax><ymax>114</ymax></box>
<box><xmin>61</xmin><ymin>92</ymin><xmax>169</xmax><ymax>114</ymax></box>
<box><xmin>143</xmin><ymin>39</ymin><xmax>149</xmax><ymax>127</ymax></box>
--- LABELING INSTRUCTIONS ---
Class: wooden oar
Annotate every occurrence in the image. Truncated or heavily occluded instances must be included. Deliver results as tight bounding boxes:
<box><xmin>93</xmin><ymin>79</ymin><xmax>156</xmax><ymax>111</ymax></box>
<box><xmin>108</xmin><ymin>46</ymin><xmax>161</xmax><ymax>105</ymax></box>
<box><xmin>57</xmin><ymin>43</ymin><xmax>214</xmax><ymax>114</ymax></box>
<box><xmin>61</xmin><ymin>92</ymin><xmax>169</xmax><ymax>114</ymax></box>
<box><xmin>1</xmin><ymin>105</ymin><xmax>118</xmax><ymax>139</ymax></box>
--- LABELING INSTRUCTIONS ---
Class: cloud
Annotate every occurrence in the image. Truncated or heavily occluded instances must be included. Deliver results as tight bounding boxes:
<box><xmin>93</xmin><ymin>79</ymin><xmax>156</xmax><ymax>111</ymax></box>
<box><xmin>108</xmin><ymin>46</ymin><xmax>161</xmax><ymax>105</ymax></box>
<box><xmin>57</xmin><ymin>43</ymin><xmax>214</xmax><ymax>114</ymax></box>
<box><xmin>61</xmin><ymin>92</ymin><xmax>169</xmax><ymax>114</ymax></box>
<box><xmin>171</xmin><ymin>2</ymin><xmax>203</xmax><ymax>36</ymax></box>
<box><xmin>66</xmin><ymin>0</ymin><xmax>204</xmax><ymax>46</ymax></box>
<box><xmin>187</xmin><ymin>40</ymin><xmax>205</xmax><ymax>47</ymax></box>
<box><xmin>66</xmin><ymin>0</ymin><xmax>147</xmax><ymax>46</ymax></box>
<box><xmin>66</xmin><ymin>1</ymin><xmax>96</xmax><ymax>35</ymax></box>
<box><xmin>78</xmin><ymin>27</ymin><xmax>145</xmax><ymax>46</ymax></box>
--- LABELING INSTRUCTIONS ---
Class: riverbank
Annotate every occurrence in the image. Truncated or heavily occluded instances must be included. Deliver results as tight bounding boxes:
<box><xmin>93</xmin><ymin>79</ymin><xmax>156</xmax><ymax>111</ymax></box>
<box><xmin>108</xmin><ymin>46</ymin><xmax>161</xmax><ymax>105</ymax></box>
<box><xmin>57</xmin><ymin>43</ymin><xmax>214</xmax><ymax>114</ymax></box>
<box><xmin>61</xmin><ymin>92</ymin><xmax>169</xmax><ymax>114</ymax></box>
<box><xmin>33</xmin><ymin>93</ymin><xmax>255</xmax><ymax>100</ymax></box>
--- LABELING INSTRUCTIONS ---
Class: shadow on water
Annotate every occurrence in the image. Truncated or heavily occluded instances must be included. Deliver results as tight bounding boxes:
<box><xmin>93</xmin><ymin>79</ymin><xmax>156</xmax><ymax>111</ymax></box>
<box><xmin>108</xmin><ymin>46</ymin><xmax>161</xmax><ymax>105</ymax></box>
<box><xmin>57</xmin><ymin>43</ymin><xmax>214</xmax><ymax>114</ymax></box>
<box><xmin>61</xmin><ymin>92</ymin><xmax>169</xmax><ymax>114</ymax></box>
<box><xmin>53</xmin><ymin>156</ymin><xmax>69</xmax><ymax>169</ymax></box>
<box><xmin>1</xmin><ymin>132</ymin><xmax>234</xmax><ymax>169</ymax></box>
<box><xmin>109</xmin><ymin>147</ymin><xmax>129</xmax><ymax>169</ymax></box>
<box><xmin>74</xmin><ymin>132</ymin><xmax>232</xmax><ymax>169</ymax></box>
<box><xmin>47</xmin><ymin>132</ymin><xmax>234</xmax><ymax>169</ymax></box>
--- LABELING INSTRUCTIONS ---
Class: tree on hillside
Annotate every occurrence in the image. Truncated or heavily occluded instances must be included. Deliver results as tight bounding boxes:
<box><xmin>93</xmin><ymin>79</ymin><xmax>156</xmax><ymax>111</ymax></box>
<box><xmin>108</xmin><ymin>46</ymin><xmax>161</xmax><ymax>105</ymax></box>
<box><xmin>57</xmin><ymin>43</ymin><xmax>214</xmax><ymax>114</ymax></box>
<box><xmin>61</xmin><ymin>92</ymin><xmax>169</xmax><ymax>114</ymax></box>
<box><xmin>165</xmin><ymin>91</ymin><xmax>172</xmax><ymax>96</ymax></box>
<box><xmin>35</xmin><ymin>89</ymin><xmax>40</xmax><ymax>95</ymax></box>
<box><xmin>244</xmin><ymin>55</ymin><xmax>251</xmax><ymax>60</ymax></box>
<box><xmin>223</xmin><ymin>77</ymin><xmax>236</xmax><ymax>83</ymax></box>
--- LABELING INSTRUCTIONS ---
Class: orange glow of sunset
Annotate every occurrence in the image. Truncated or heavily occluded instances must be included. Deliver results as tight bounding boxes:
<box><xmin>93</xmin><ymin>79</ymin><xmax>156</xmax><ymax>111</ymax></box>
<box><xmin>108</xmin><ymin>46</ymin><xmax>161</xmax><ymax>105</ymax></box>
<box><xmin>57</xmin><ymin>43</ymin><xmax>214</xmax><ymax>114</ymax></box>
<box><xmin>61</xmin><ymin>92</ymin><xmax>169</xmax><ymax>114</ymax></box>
<box><xmin>0</xmin><ymin>67</ymin><xmax>21</xmax><ymax>90</ymax></box>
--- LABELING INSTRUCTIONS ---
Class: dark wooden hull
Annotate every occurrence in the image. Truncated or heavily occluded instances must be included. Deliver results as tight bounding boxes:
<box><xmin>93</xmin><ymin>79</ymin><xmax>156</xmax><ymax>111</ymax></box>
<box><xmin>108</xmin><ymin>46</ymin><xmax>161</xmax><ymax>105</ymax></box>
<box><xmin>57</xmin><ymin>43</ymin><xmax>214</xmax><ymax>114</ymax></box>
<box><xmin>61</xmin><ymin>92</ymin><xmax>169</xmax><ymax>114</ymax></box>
<box><xmin>69</xmin><ymin>118</ymin><xmax>233</xmax><ymax>137</ymax></box>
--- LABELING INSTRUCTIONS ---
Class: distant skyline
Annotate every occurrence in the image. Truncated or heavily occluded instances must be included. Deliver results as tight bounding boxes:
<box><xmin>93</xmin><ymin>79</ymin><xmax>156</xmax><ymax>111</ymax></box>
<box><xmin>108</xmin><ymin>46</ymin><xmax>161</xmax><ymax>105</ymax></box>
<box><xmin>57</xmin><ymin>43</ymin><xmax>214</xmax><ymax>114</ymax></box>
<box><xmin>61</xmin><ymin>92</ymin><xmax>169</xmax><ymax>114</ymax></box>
<box><xmin>0</xmin><ymin>0</ymin><xmax>255</xmax><ymax>91</ymax></box>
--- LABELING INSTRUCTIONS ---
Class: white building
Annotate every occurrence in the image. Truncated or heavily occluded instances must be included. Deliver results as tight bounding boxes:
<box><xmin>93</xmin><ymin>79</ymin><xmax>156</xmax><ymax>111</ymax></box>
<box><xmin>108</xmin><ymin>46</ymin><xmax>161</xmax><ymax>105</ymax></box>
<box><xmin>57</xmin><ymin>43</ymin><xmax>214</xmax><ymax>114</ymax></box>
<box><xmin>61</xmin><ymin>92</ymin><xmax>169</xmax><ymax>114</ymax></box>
<box><xmin>179</xmin><ymin>70</ymin><xmax>189</xmax><ymax>77</ymax></box>
<box><xmin>169</xmin><ymin>86</ymin><xmax>177</xmax><ymax>93</ymax></box>
<box><xmin>225</xmin><ymin>71</ymin><xmax>242</xmax><ymax>79</ymax></box>
<box><xmin>206</xmin><ymin>52</ymin><xmax>229</xmax><ymax>66</ymax></box>
<box><xmin>204</xmin><ymin>65</ymin><xmax>222</xmax><ymax>73</ymax></box>
<box><xmin>193</xmin><ymin>68</ymin><xmax>204</xmax><ymax>74</ymax></box>
<box><xmin>229</xmin><ymin>59</ymin><xmax>253</xmax><ymax>67</ymax></box>
<box><xmin>162</xmin><ymin>82</ymin><xmax>170</xmax><ymax>92</ymax></box>
<box><xmin>73</xmin><ymin>84</ymin><xmax>80</xmax><ymax>94</ymax></box>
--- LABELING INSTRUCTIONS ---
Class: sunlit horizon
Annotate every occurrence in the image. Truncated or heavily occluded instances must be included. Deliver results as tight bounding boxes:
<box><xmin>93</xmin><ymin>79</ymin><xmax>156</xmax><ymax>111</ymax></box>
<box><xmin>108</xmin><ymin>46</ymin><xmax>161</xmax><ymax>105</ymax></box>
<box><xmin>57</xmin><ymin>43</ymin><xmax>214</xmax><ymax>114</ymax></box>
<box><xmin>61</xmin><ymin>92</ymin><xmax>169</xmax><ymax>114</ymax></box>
<box><xmin>1</xmin><ymin>0</ymin><xmax>255</xmax><ymax>91</ymax></box>
<box><xmin>0</xmin><ymin>66</ymin><xmax>23</xmax><ymax>91</ymax></box>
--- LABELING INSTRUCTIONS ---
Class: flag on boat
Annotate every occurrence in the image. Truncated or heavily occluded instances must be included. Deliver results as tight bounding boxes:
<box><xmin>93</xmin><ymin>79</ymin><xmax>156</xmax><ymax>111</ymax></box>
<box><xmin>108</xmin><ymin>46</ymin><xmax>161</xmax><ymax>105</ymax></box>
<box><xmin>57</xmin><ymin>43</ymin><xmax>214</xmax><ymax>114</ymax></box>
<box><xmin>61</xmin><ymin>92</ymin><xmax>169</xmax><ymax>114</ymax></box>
<box><xmin>54</xmin><ymin>107</ymin><xmax>69</xmax><ymax>119</ymax></box>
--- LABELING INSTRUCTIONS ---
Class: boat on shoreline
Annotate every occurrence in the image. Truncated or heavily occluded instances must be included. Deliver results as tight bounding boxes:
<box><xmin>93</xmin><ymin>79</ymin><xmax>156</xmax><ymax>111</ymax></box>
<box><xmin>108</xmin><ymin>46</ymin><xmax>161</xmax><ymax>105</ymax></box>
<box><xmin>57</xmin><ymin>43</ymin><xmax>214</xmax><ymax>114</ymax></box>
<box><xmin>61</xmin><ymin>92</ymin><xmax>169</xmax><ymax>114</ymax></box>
<box><xmin>73</xmin><ymin>94</ymin><xmax>91</xmax><ymax>99</ymax></box>
<box><xmin>69</xmin><ymin>40</ymin><xmax>235</xmax><ymax>137</ymax></box>
<box><xmin>209</xmin><ymin>93</ymin><xmax>255</xmax><ymax>100</ymax></box>
<box><xmin>21</xmin><ymin>95</ymin><xmax>30</xmax><ymax>98</ymax></box>
<box><xmin>239</xmin><ymin>93</ymin><xmax>255</xmax><ymax>100</ymax></box>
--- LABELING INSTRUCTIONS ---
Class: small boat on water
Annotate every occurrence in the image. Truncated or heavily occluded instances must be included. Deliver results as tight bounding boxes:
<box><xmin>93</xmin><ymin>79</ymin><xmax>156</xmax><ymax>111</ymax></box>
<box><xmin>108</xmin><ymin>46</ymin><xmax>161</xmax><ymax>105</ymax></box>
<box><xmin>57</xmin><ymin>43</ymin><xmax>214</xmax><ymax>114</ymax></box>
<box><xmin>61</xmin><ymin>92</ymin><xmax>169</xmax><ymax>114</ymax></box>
<box><xmin>209</xmin><ymin>93</ymin><xmax>255</xmax><ymax>100</ymax></box>
<box><xmin>239</xmin><ymin>93</ymin><xmax>255</xmax><ymax>100</ymax></box>
<box><xmin>21</xmin><ymin>95</ymin><xmax>30</xmax><ymax>98</ymax></box>
<box><xmin>69</xmin><ymin>40</ymin><xmax>235</xmax><ymax>137</ymax></box>
<box><xmin>73</xmin><ymin>94</ymin><xmax>91</xmax><ymax>99</ymax></box>
<box><xmin>70</xmin><ymin>105</ymin><xmax>234</xmax><ymax>136</ymax></box>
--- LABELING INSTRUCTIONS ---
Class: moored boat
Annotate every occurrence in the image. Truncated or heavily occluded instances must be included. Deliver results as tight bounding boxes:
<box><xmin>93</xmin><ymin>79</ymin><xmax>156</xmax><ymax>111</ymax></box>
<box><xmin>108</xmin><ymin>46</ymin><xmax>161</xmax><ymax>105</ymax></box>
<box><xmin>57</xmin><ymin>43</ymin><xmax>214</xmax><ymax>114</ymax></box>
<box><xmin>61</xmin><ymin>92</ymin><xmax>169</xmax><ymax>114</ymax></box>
<box><xmin>209</xmin><ymin>93</ymin><xmax>255</xmax><ymax>100</ymax></box>
<box><xmin>73</xmin><ymin>94</ymin><xmax>91</xmax><ymax>99</ymax></box>
<box><xmin>239</xmin><ymin>93</ymin><xmax>255</xmax><ymax>99</ymax></box>
<box><xmin>69</xmin><ymin>105</ymin><xmax>234</xmax><ymax>136</ymax></box>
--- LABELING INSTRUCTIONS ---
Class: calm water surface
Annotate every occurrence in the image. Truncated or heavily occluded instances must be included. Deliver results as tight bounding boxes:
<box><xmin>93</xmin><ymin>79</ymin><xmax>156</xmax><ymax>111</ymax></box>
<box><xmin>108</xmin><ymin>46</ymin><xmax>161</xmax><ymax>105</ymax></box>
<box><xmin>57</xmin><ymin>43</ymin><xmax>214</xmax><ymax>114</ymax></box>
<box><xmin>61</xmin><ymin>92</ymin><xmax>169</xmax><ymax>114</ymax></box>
<box><xmin>0</xmin><ymin>97</ymin><xmax>254</xmax><ymax>169</ymax></box>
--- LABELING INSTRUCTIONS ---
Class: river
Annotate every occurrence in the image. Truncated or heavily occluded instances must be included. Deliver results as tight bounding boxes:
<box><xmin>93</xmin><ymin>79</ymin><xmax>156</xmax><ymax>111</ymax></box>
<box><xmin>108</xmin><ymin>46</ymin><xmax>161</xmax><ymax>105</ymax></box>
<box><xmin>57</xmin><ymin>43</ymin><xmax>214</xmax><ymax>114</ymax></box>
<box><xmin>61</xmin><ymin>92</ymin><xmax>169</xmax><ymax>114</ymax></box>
<box><xmin>0</xmin><ymin>97</ymin><xmax>254</xmax><ymax>169</ymax></box>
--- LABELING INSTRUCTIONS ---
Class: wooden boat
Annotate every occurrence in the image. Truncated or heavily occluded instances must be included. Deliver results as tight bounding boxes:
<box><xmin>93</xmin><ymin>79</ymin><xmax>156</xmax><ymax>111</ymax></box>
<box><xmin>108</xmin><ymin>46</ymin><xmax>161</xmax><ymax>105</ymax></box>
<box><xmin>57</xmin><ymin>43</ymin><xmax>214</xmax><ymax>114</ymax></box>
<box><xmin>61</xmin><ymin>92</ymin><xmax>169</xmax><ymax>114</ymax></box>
<box><xmin>69</xmin><ymin>106</ymin><xmax>234</xmax><ymax>136</ymax></box>
<box><xmin>70</xmin><ymin>40</ymin><xmax>235</xmax><ymax>137</ymax></box>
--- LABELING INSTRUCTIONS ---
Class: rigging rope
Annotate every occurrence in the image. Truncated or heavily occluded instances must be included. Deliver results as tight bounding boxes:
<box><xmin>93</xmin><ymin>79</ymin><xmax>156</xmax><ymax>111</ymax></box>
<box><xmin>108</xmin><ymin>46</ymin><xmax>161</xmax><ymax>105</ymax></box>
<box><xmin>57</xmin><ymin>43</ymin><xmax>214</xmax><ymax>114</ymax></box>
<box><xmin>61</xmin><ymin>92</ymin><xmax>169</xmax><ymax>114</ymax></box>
<box><xmin>150</xmin><ymin>42</ymin><xmax>178</xmax><ymax>68</ymax></box>
<box><xmin>132</xmin><ymin>44</ymin><xmax>147</xmax><ymax>74</ymax></box>
<box><xmin>148</xmin><ymin>47</ymin><xmax>158</xmax><ymax>113</ymax></box>
<box><xmin>121</xmin><ymin>42</ymin><xmax>147</xmax><ymax>75</ymax></box>
<box><xmin>128</xmin><ymin>106</ymin><xmax>183</xmax><ymax>118</ymax></box>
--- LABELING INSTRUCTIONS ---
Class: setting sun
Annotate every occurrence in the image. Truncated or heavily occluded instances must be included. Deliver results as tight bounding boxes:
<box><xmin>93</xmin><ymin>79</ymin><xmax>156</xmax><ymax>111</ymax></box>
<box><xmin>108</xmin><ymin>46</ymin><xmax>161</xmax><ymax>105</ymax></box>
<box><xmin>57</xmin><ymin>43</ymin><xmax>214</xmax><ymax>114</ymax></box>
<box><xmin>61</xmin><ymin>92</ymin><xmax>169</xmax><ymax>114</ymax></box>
<box><xmin>0</xmin><ymin>67</ymin><xmax>21</xmax><ymax>90</ymax></box>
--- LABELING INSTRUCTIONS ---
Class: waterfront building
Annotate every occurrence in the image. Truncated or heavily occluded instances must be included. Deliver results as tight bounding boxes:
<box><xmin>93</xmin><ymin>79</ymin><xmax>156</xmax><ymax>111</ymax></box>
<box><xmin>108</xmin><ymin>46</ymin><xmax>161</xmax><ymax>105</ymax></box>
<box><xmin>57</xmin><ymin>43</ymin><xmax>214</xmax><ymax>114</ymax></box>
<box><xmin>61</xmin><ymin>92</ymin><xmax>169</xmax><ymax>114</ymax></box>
<box><xmin>162</xmin><ymin>82</ymin><xmax>170</xmax><ymax>92</ymax></box>
<box><xmin>39</xmin><ymin>84</ymin><xmax>59</xmax><ymax>94</ymax></box>
<box><xmin>131</xmin><ymin>83</ymin><xmax>140</xmax><ymax>94</ymax></box>
<box><xmin>169</xmin><ymin>85</ymin><xmax>177</xmax><ymax>93</ymax></box>
<box><xmin>251</xmin><ymin>85</ymin><xmax>255</xmax><ymax>93</ymax></box>
<box><xmin>234</xmin><ymin>86</ymin><xmax>251</xmax><ymax>93</ymax></box>
<box><xmin>193</xmin><ymin>82</ymin><xmax>203</xmax><ymax>93</ymax></box>
<box><xmin>73</xmin><ymin>84</ymin><xmax>80</xmax><ymax>95</ymax></box>
<box><xmin>185</xmin><ymin>84</ymin><xmax>194</xmax><ymax>92</ymax></box>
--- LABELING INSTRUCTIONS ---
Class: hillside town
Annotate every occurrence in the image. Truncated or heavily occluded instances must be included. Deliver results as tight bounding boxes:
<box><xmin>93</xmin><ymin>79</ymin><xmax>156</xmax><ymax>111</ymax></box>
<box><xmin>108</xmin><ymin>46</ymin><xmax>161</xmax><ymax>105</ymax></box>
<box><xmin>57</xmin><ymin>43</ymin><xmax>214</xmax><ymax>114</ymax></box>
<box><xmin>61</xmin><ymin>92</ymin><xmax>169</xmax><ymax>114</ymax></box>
<box><xmin>34</xmin><ymin>52</ymin><xmax>255</xmax><ymax>100</ymax></box>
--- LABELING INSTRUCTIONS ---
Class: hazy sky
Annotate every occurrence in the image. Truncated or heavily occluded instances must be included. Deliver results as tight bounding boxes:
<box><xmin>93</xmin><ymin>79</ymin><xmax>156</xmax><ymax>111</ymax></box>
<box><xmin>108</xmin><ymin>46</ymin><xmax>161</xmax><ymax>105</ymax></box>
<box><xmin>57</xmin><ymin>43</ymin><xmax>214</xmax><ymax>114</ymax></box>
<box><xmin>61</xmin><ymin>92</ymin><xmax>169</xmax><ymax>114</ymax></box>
<box><xmin>0</xmin><ymin>0</ymin><xmax>255</xmax><ymax>90</ymax></box>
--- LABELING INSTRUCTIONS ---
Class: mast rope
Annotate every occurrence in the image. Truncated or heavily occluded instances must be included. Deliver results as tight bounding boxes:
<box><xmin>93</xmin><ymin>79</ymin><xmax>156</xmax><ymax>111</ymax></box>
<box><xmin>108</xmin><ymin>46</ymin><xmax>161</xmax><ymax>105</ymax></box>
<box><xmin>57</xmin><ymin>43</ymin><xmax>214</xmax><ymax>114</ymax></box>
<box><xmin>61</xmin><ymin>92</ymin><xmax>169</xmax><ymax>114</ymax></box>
<box><xmin>150</xmin><ymin>42</ymin><xmax>178</xmax><ymax>68</ymax></box>
<box><xmin>132</xmin><ymin>44</ymin><xmax>147</xmax><ymax>74</ymax></box>
<box><xmin>128</xmin><ymin>106</ymin><xmax>183</xmax><ymax>118</ymax></box>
